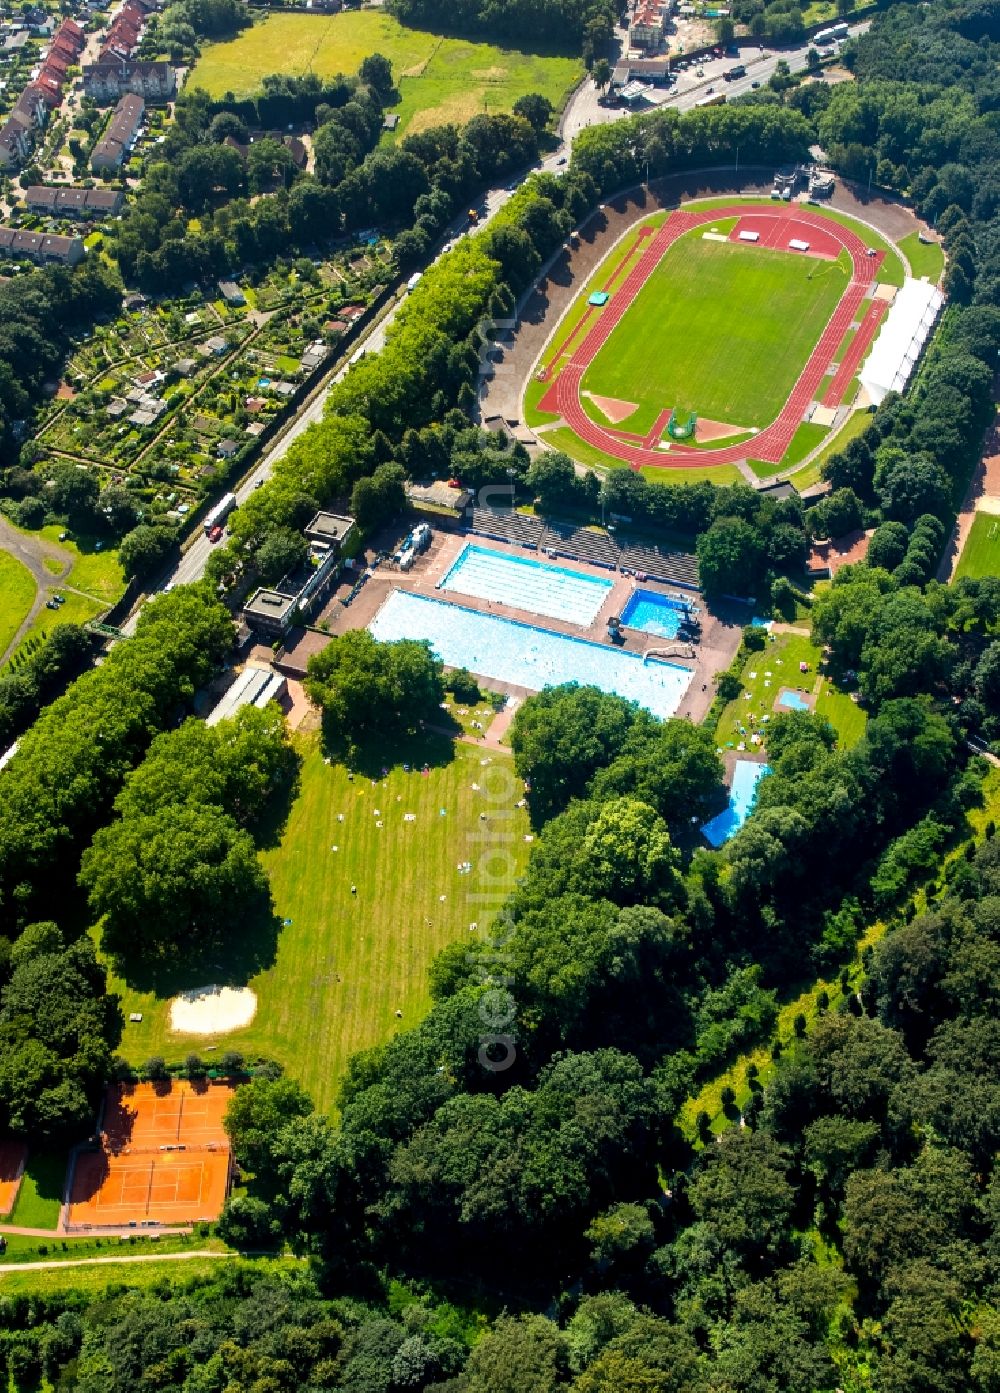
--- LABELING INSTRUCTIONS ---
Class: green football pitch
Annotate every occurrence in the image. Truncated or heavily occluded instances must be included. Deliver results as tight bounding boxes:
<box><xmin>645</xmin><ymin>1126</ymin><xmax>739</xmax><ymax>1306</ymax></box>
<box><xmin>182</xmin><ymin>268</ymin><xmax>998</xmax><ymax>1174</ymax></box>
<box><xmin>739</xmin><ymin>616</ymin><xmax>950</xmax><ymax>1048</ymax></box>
<box><xmin>581</xmin><ymin>230</ymin><xmax>851</xmax><ymax>431</ymax></box>
<box><xmin>955</xmin><ymin>511</ymin><xmax>1000</xmax><ymax>582</ymax></box>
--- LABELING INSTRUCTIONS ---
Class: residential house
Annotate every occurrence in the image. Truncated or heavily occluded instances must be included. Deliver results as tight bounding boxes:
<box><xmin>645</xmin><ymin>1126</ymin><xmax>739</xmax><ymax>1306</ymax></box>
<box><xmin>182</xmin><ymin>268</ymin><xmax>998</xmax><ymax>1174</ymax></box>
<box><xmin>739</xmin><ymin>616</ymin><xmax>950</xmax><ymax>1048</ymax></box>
<box><xmin>25</xmin><ymin>185</ymin><xmax>124</xmax><ymax>218</ymax></box>
<box><xmin>629</xmin><ymin>0</ymin><xmax>668</xmax><ymax>49</ymax></box>
<box><xmin>55</xmin><ymin>18</ymin><xmax>86</xmax><ymax>52</ymax></box>
<box><xmin>0</xmin><ymin>86</ymin><xmax>47</xmax><ymax>170</ymax></box>
<box><xmin>42</xmin><ymin>52</ymin><xmax>69</xmax><ymax>79</ymax></box>
<box><xmin>0</xmin><ymin>225</ymin><xmax>84</xmax><ymax>264</ymax></box>
<box><xmin>300</xmin><ymin>340</ymin><xmax>327</xmax><ymax>373</ymax></box>
<box><xmin>0</xmin><ymin>120</ymin><xmax>30</xmax><ymax>169</ymax></box>
<box><xmin>9</xmin><ymin>87</ymin><xmax>48</xmax><ymax>132</ymax></box>
<box><xmin>217</xmin><ymin>278</ymin><xmax>245</xmax><ymax>306</ymax></box>
<box><xmin>33</xmin><ymin>73</ymin><xmax>63</xmax><ymax>107</ymax></box>
<box><xmin>90</xmin><ymin>90</ymin><xmax>143</xmax><ymax>171</ymax></box>
<box><xmin>83</xmin><ymin>60</ymin><xmax>175</xmax><ymax>103</ymax></box>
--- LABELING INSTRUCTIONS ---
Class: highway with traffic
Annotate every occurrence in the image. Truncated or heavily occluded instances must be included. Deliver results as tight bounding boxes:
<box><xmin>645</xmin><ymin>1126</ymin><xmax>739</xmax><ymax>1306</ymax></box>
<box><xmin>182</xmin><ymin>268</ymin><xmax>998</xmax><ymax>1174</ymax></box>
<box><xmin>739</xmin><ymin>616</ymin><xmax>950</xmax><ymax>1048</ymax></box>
<box><xmin>129</xmin><ymin>20</ymin><xmax>869</xmax><ymax>616</ymax></box>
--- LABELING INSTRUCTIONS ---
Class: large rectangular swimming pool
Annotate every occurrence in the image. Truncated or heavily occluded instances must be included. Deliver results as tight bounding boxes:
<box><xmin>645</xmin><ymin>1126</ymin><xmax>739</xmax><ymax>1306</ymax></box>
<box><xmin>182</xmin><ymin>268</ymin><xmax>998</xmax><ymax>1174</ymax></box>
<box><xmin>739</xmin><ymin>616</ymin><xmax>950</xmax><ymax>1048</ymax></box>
<box><xmin>370</xmin><ymin>590</ymin><xmax>693</xmax><ymax>720</ymax></box>
<box><xmin>439</xmin><ymin>543</ymin><xmax>612</xmax><ymax>625</ymax></box>
<box><xmin>621</xmin><ymin>588</ymin><xmax>691</xmax><ymax>640</ymax></box>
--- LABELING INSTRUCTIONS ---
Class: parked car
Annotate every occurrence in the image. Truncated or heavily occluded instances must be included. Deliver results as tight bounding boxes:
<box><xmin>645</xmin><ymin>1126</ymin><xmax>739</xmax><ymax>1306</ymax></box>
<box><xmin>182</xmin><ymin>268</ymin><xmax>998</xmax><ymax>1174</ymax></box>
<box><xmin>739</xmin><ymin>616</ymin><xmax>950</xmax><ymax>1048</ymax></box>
<box><xmin>751</xmin><ymin>79</ymin><xmax>760</xmax><ymax>88</ymax></box>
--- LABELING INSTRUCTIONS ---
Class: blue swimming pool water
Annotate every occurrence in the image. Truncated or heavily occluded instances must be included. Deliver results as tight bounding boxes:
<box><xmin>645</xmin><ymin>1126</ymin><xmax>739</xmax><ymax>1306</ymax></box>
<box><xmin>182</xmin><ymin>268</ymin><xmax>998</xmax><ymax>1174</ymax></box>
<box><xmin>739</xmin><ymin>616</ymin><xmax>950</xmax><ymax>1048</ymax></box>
<box><xmin>370</xmin><ymin>590</ymin><xmax>692</xmax><ymax>720</ymax></box>
<box><xmin>778</xmin><ymin>689</ymin><xmax>810</xmax><ymax>712</ymax></box>
<box><xmin>439</xmin><ymin>544</ymin><xmax>612</xmax><ymax>625</ymax></box>
<box><xmin>621</xmin><ymin>588</ymin><xmax>690</xmax><ymax>640</ymax></box>
<box><xmin>701</xmin><ymin>759</ymin><xmax>771</xmax><ymax>847</ymax></box>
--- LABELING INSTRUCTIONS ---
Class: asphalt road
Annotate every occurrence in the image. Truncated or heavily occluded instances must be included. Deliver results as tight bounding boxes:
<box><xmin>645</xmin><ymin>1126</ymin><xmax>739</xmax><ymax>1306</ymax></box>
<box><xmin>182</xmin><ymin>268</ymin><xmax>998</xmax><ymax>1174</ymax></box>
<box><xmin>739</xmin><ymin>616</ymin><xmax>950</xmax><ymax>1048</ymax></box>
<box><xmin>130</xmin><ymin>21</ymin><xmax>869</xmax><ymax>612</ymax></box>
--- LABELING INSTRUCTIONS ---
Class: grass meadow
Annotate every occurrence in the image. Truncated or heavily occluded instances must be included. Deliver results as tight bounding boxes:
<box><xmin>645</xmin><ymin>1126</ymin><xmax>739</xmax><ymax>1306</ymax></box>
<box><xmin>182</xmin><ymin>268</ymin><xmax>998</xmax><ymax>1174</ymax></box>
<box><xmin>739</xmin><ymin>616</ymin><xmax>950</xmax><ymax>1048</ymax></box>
<box><xmin>581</xmin><ymin>231</ymin><xmax>850</xmax><ymax>430</ymax></box>
<box><xmin>107</xmin><ymin>731</ymin><xmax>529</xmax><ymax>1112</ymax></box>
<box><xmin>0</xmin><ymin>550</ymin><xmax>36</xmax><ymax>657</ymax></box>
<box><xmin>955</xmin><ymin>510</ymin><xmax>1000</xmax><ymax>582</ymax></box>
<box><xmin>898</xmin><ymin>230</ymin><xmax>945</xmax><ymax>284</ymax></box>
<box><xmin>189</xmin><ymin>12</ymin><xmax>582</xmax><ymax>136</ymax></box>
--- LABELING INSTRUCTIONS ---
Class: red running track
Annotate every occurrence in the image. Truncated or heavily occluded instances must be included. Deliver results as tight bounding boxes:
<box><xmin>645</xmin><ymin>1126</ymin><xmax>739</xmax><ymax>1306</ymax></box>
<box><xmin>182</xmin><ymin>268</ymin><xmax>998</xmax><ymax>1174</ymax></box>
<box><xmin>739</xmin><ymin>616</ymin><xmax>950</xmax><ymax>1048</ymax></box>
<box><xmin>822</xmin><ymin>296</ymin><xmax>887</xmax><ymax>408</ymax></box>
<box><xmin>546</xmin><ymin>204</ymin><xmax>884</xmax><ymax>470</ymax></box>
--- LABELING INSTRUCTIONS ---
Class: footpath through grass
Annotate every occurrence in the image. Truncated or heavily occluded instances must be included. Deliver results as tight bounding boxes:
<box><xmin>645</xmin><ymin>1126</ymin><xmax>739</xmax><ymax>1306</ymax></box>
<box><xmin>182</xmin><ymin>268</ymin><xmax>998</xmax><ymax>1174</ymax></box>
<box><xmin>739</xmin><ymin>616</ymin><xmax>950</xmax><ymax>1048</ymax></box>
<box><xmin>107</xmin><ymin>731</ymin><xmax>529</xmax><ymax>1111</ymax></box>
<box><xmin>955</xmin><ymin>510</ymin><xmax>1000</xmax><ymax>581</ymax></box>
<box><xmin>581</xmin><ymin>231</ymin><xmax>850</xmax><ymax>430</ymax></box>
<box><xmin>190</xmin><ymin>12</ymin><xmax>582</xmax><ymax>136</ymax></box>
<box><xmin>0</xmin><ymin>1254</ymin><xmax>299</xmax><ymax>1297</ymax></box>
<box><xmin>0</xmin><ymin>550</ymin><xmax>35</xmax><ymax>656</ymax></box>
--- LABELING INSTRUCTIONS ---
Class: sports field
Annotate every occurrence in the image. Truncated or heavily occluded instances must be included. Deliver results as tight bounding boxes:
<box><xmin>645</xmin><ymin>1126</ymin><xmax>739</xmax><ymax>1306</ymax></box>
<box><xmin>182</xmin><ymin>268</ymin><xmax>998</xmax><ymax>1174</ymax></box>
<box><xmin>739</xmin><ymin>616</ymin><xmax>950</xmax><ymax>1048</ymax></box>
<box><xmin>955</xmin><ymin>511</ymin><xmax>1000</xmax><ymax>581</ymax></box>
<box><xmin>108</xmin><ymin>732</ymin><xmax>529</xmax><ymax>1111</ymax></box>
<box><xmin>190</xmin><ymin>13</ymin><xmax>582</xmax><ymax>137</ymax></box>
<box><xmin>581</xmin><ymin>231</ymin><xmax>850</xmax><ymax>431</ymax></box>
<box><xmin>65</xmin><ymin>1082</ymin><xmax>233</xmax><ymax>1229</ymax></box>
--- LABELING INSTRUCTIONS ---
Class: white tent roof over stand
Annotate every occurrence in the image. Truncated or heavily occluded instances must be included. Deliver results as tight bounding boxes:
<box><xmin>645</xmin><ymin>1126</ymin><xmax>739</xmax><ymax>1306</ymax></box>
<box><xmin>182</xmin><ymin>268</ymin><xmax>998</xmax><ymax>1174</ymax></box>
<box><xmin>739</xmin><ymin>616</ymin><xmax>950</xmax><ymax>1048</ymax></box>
<box><xmin>859</xmin><ymin>277</ymin><xmax>945</xmax><ymax>406</ymax></box>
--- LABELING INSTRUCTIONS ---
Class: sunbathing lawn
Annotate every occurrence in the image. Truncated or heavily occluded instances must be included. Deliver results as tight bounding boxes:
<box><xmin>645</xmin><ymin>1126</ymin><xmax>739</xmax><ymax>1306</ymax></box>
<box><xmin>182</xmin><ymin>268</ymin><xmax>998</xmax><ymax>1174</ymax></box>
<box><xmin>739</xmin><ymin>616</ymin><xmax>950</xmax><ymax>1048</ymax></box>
<box><xmin>105</xmin><ymin>731</ymin><xmax>529</xmax><ymax>1112</ymax></box>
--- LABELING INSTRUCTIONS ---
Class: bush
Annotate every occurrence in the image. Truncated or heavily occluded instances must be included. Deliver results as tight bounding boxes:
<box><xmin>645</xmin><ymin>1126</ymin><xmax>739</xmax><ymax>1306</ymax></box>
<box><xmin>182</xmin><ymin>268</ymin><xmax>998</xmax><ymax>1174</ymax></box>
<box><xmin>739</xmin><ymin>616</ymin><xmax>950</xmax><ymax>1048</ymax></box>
<box><xmin>717</xmin><ymin>671</ymin><xmax>742</xmax><ymax>702</ymax></box>
<box><xmin>447</xmin><ymin>667</ymin><xmax>481</xmax><ymax>704</ymax></box>
<box><xmin>742</xmin><ymin>624</ymin><xmax>767</xmax><ymax>652</ymax></box>
<box><xmin>15</xmin><ymin>495</ymin><xmax>46</xmax><ymax>529</ymax></box>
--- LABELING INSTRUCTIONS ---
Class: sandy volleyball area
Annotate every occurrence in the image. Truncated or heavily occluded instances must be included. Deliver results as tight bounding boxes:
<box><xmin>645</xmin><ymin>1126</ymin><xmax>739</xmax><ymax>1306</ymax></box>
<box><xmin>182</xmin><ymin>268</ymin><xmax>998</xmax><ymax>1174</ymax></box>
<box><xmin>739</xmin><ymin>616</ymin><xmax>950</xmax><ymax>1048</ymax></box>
<box><xmin>169</xmin><ymin>985</ymin><xmax>257</xmax><ymax>1035</ymax></box>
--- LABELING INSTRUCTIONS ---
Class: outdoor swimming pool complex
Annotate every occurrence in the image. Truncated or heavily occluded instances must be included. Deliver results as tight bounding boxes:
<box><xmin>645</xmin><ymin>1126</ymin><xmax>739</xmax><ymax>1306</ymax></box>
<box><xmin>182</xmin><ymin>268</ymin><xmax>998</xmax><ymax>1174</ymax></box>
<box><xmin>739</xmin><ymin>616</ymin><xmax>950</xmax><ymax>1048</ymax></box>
<box><xmin>370</xmin><ymin>590</ymin><xmax>692</xmax><ymax>720</ymax></box>
<box><xmin>621</xmin><ymin>589</ymin><xmax>690</xmax><ymax>640</ymax></box>
<box><xmin>439</xmin><ymin>544</ymin><xmax>612</xmax><ymax>625</ymax></box>
<box><xmin>701</xmin><ymin>759</ymin><xmax>771</xmax><ymax>848</ymax></box>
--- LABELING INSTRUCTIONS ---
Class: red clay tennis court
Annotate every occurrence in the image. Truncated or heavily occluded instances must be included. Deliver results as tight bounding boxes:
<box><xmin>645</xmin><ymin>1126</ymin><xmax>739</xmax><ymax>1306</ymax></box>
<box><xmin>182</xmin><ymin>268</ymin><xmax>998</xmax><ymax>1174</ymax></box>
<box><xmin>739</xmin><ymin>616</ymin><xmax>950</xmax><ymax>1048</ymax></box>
<box><xmin>102</xmin><ymin>1081</ymin><xmax>234</xmax><ymax>1153</ymax></box>
<box><xmin>67</xmin><ymin>1148</ymin><xmax>231</xmax><ymax>1228</ymax></box>
<box><xmin>66</xmin><ymin>1082</ymin><xmax>235</xmax><ymax>1229</ymax></box>
<box><xmin>0</xmin><ymin>1141</ymin><xmax>27</xmax><ymax>1216</ymax></box>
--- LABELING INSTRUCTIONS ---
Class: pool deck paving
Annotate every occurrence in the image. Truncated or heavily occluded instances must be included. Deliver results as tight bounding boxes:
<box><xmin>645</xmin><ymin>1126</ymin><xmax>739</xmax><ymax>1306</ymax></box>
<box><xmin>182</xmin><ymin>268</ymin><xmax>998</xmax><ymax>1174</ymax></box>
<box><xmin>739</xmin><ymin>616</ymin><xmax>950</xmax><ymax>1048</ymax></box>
<box><xmin>312</xmin><ymin>527</ymin><xmax>742</xmax><ymax>724</ymax></box>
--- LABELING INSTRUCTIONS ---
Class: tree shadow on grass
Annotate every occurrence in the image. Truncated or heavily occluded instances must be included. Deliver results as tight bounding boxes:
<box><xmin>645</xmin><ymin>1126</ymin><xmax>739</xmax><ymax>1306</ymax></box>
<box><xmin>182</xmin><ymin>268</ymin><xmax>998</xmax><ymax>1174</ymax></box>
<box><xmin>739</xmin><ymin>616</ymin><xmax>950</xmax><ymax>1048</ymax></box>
<box><xmin>253</xmin><ymin>746</ymin><xmax>304</xmax><ymax>853</ymax></box>
<box><xmin>108</xmin><ymin>886</ymin><xmax>283</xmax><ymax>998</ymax></box>
<box><xmin>319</xmin><ymin>719</ymin><xmax>462</xmax><ymax>780</ymax></box>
